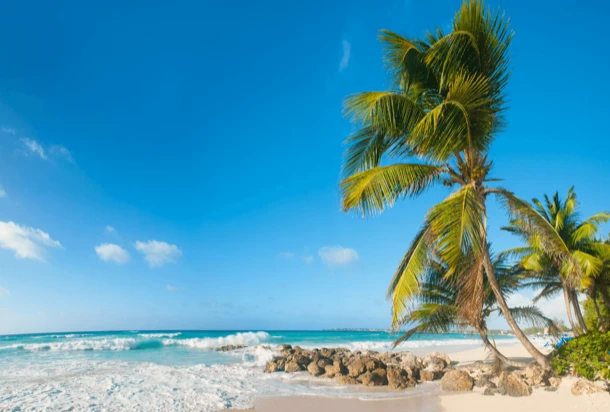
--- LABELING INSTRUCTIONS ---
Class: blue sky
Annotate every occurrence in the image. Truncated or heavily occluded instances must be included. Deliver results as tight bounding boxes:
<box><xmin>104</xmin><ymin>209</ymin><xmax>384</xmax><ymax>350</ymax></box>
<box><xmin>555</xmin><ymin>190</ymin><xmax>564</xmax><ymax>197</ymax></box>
<box><xmin>1</xmin><ymin>0</ymin><xmax>609</xmax><ymax>334</ymax></box>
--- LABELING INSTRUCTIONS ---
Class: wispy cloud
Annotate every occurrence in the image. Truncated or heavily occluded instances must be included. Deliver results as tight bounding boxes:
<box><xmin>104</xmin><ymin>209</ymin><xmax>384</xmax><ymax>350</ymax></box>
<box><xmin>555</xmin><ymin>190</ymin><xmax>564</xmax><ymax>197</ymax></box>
<box><xmin>1</xmin><ymin>126</ymin><xmax>16</xmax><ymax>135</ymax></box>
<box><xmin>166</xmin><ymin>284</ymin><xmax>183</xmax><ymax>293</ymax></box>
<box><xmin>318</xmin><ymin>245</ymin><xmax>359</xmax><ymax>267</ymax></box>
<box><xmin>277</xmin><ymin>252</ymin><xmax>295</xmax><ymax>260</ymax></box>
<box><xmin>302</xmin><ymin>255</ymin><xmax>314</xmax><ymax>264</ymax></box>
<box><xmin>0</xmin><ymin>221</ymin><xmax>62</xmax><ymax>261</ymax></box>
<box><xmin>339</xmin><ymin>40</ymin><xmax>351</xmax><ymax>72</ymax></box>
<box><xmin>0</xmin><ymin>287</ymin><xmax>10</xmax><ymax>297</ymax></box>
<box><xmin>21</xmin><ymin>138</ymin><xmax>47</xmax><ymax>159</ymax></box>
<box><xmin>0</xmin><ymin>187</ymin><xmax>6</xmax><ymax>198</ymax></box>
<box><xmin>95</xmin><ymin>243</ymin><xmax>130</xmax><ymax>264</ymax></box>
<box><xmin>50</xmin><ymin>145</ymin><xmax>74</xmax><ymax>163</ymax></box>
<box><xmin>135</xmin><ymin>240</ymin><xmax>182</xmax><ymax>268</ymax></box>
<box><xmin>105</xmin><ymin>225</ymin><xmax>116</xmax><ymax>234</ymax></box>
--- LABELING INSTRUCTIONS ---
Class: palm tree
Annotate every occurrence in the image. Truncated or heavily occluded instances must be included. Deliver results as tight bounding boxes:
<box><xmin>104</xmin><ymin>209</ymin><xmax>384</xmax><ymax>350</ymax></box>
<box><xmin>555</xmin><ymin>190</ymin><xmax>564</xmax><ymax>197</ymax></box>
<box><xmin>503</xmin><ymin>188</ymin><xmax>610</xmax><ymax>335</ymax></box>
<box><xmin>393</xmin><ymin>252</ymin><xmax>557</xmax><ymax>367</ymax></box>
<box><xmin>340</xmin><ymin>0</ymin><xmax>553</xmax><ymax>367</ymax></box>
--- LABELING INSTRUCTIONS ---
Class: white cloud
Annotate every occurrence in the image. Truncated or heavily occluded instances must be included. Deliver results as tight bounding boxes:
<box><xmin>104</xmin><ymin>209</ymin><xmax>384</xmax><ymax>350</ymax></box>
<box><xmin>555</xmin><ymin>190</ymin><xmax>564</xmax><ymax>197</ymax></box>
<box><xmin>0</xmin><ymin>187</ymin><xmax>6</xmax><ymax>198</ymax></box>
<box><xmin>135</xmin><ymin>240</ymin><xmax>182</xmax><ymax>268</ymax></box>
<box><xmin>50</xmin><ymin>145</ymin><xmax>74</xmax><ymax>163</ymax></box>
<box><xmin>21</xmin><ymin>138</ymin><xmax>47</xmax><ymax>159</ymax></box>
<box><xmin>339</xmin><ymin>40</ymin><xmax>351</xmax><ymax>72</ymax></box>
<box><xmin>105</xmin><ymin>225</ymin><xmax>116</xmax><ymax>233</ymax></box>
<box><xmin>166</xmin><ymin>284</ymin><xmax>182</xmax><ymax>293</ymax></box>
<box><xmin>2</xmin><ymin>126</ymin><xmax>16</xmax><ymax>135</ymax></box>
<box><xmin>0</xmin><ymin>221</ymin><xmax>62</xmax><ymax>261</ymax></box>
<box><xmin>95</xmin><ymin>243</ymin><xmax>130</xmax><ymax>264</ymax></box>
<box><xmin>318</xmin><ymin>245</ymin><xmax>359</xmax><ymax>267</ymax></box>
<box><xmin>277</xmin><ymin>252</ymin><xmax>294</xmax><ymax>260</ymax></box>
<box><xmin>302</xmin><ymin>255</ymin><xmax>314</xmax><ymax>264</ymax></box>
<box><xmin>507</xmin><ymin>290</ymin><xmax>570</xmax><ymax>323</ymax></box>
<box><xmin>0</xmin><ymin>287</ymin><xmax>10</xmax><ymax>297</ymax></box>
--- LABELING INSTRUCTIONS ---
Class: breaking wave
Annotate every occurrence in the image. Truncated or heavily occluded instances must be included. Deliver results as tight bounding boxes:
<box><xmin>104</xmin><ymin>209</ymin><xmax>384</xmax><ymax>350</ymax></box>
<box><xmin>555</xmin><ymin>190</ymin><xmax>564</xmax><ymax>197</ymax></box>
<box><xmin>163</xmin><ymin>331</ymin><xmax>270</xmax><ymax>350</ymax></box>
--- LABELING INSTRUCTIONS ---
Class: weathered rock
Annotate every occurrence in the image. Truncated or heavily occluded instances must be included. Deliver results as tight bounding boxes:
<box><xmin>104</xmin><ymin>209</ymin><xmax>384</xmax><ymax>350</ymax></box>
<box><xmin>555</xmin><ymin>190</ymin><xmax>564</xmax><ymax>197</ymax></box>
<box><xmin>498</xmin><ymin>372</ymin><xmax>532</xmax><ymax>397</ymax></box>
<box><xmin>440</xmin><ymin>370</ymin><xmax>474</xmax><ymax>392</ymax></box>
<box><xmin>571</xmin><ymin>380</ymin><xmax>608</xmax><ymax>396</ymax></box>
<box><xmin>362</xmin><ymin>356</ymin><xmax>384</xmax><ymax>371</ymax></box>
<box><xmin>324</xmin><ymin>360</ymin><xmax>346</xmax><ymax>378</ymax></box>
<box><xmin>548</xmin><ymin>376</ymin><xmax>562</xmax><ymax>389</ymax></box>
<box><xmin>474</xmin><ymin>374</ymin><xmax>494</xmax><ymax>388</ymax></box>
<box><xmin>216</xmin><ymin>344</ymin><xmax>246</xmax><ymax>352</ymax></box>
<box><xmin>316</xmin><ymin>358</ymin><xmax>333</xmax><ymax>369</ymax></box>
<box><xmin>307</xmin><ymin>362</ymin><xmax>324</xmax><ymax>376</ymax></box>
<box><xmin>387</xmin><ymin>366</ymin><xmax>416</xmax><ymax>390</ymax></box>
<box><xmin>347</xmin><ymin>359</ymin><xmax>366</xmax><ymax>377</ymax></box>
<box><xmin>320</xmin><ymin>348</ymin><xmax>335</xmax><ymax>358</ymax></box>
<box><xmin>264</xmin><ymin>361</ymin><xmax>279</xmax><ymax>373</ymax></box>
<box><xmin>335</xmin><ymin>375</ymin><xmax>360</xmax><ymax>385</ymax></box>
<box><xmin>398</xmin><ymin>352</ymin><xmax>423</xmax><ymax>371</ymax></box>
<box><xmin>423</xmin><ymin>356</ymin><xmax>446</xmax><ymax>372</ymax></box>
<box><xmin>294</xmin><ymin>354</ymin><xmax>311</xmax><ymax>366</ymax></box>
<box><xmin>278</xmin><ymin>344</ymin><xmax>292</xmax><ymax>352</ymax></box>
<box><xmin>484</xmin><ymin>387</ymin><xmax>500</xmax><ymax>396</ymax></box>
<box><xmin>420</xmin><ymin>369</ymin><xmax>444</xmax><ymax>382</ymax></box>
<box><xmin>524</xmin><ymin>364</ymin><xmax>551</xmax><ymax>387</ymax></box>
<box><xmin>358</xmin><ymin>368</ymin><xmax>388</xmax><ymax>386</ymax></box>
<box><xmin>285</xmin><ymin>361</ymin><xmax>304</xmax><ymax>373</ymax></box>
<box><xmin>427</xmin><ymin>352</ymin><xmax>451</xmax><ymax>366</ymax></box>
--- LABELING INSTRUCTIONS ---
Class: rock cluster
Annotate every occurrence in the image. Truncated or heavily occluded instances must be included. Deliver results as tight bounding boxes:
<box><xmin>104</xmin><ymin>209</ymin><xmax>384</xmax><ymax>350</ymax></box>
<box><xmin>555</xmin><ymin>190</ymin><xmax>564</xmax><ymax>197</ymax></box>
<box><xmin>264</xmin><ymin>345</ymin><xmax>576</xmax><ymax>397</ymax></box>
<box><xmin>215</xmin><ymin>344</ymin><xmax>246</xmax><ymax>352</ymax></box>
<box><xmin>264</xmin><ymin>345</ymin><xmax>453</xmax><ymax>390</ymax></box>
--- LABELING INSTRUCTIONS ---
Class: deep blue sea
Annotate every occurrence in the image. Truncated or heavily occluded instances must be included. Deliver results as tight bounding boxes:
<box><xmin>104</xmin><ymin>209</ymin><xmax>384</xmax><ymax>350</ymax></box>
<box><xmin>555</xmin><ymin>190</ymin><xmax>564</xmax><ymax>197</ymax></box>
<box><xmin>0</xmin><ymin>330</ymin><xmax>517</xmax><ymax>410</ymax></box>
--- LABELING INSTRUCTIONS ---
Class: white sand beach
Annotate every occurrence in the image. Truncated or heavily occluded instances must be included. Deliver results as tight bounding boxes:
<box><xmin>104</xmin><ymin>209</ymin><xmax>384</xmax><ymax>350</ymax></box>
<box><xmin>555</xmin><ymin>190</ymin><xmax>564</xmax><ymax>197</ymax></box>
<box><xmin>238</xmin><ymin>343</ymin><xmax>610</xmax><ymax>412</ymax></box>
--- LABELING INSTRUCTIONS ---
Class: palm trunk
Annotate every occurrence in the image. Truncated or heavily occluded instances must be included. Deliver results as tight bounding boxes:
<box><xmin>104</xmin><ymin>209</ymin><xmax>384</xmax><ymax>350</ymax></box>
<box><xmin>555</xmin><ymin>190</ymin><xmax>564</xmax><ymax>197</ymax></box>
<box><xmin>477</xmin><ymin>327</ymin><xmax>528</xmax><ymax>368</ymax></box>
<box><xmin>562</xmin><ymin>284</ymin><xmax>580</xmax><ymax>336</ymax></box>
<box><xmin>592</xmin><ymin>296</ymin><xmax>602</xmax><ymax>330</ymax></box>
<box><xmin>570</xmin><ymin>290</ymin><xmax>588</xmax><ymax>334</ymax></box>
<box><xmin>600</xmin><ymin>288</ymin><xmax>610</xmax><ymax>313</ymax></box>
<box><xmin>482</xmin><ymin>248</ymin><xmax>550</xmax><ymax>368</ymax></box>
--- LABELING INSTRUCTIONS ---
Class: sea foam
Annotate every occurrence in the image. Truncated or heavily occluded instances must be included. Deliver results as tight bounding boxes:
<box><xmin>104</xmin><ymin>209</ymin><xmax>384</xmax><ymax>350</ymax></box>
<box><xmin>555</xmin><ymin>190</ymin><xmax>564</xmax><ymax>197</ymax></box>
<box><xmin>163</xmin><ymin>331</ymin><xmax>270</xmax><ymax>350</ymax></box>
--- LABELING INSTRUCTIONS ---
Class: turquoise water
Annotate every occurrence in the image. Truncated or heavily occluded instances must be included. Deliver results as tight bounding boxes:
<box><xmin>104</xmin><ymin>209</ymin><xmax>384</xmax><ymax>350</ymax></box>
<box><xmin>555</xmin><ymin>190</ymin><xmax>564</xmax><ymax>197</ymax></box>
<box><xmin>0</xmin><ymin>330</ymin><xmax>517</xmax><ymax>410</ymax></box>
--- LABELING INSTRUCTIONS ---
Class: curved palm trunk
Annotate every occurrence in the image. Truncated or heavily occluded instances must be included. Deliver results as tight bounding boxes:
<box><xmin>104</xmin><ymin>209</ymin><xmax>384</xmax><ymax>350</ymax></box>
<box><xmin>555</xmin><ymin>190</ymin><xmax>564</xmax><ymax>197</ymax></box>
<box><xmin>477</xmin><ymin>327</ymin><xmax>528</xmax><ymax>368</ymax></box>
<box><xmin>570</xmin><ymin>290</ymin><xmax>588</xmax><ymax>334</ymax></box>
<box><xmin>562</xmin><ymin>285</ymin><xmax>580</xmax><ymax>336</ymax></box>
<box><xmin>601</xmin><ymin>288</ymin><xmax>610</xmax><ymax>313</ymax></box>
<box><xmin>482</xmin><ymin>248</ymin><xmax>550</xmax><ymax>368</ymax></box>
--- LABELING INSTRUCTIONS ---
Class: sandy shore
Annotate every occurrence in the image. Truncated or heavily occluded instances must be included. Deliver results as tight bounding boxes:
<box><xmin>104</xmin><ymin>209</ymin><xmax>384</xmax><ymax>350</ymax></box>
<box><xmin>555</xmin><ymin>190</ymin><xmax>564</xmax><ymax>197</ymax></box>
<box><xmin>236</xmin><ymin>343</ymin><xmax>610</xmax><ymax>412</ymax></box>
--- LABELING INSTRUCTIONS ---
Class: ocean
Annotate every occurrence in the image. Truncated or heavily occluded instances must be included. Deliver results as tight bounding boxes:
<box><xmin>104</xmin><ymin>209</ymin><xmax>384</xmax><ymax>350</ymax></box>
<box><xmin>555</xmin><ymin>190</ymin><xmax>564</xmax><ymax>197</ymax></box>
<box><xmin>0</xmin><ymin>330</ymin><xmax>517</xmax><ymax>411</ymax></box>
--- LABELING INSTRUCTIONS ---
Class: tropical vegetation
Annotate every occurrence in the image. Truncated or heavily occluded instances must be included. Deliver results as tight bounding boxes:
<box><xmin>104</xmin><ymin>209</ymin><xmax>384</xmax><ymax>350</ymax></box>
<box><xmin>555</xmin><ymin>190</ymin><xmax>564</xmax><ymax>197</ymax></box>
<box><xmin>552</xmin><ymin>332</ymin><xmax>610</xmax><ymax>380</ymax></box>
<box><xmin>339</xmin><ymin>0</ymin><xmax>556</xmax><ymax>367</ymax></box>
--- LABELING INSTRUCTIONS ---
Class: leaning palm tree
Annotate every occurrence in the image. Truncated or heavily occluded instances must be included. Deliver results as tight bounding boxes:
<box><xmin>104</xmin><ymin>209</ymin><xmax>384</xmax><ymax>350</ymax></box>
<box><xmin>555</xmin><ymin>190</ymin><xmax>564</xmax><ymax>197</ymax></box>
<box><xmin>503</xmin><ymin>188</ymin><xmax>610</xmax><ymax>335</ymax></box>
<box><xmin>393</xmin><ymin>252</ymin><xmax>558</xmax><ymax>367</ymax></box>
<box><xmin>340</xmin><ymin>0</ymin><xmax>554</xmax><ymax>366</ymax></box>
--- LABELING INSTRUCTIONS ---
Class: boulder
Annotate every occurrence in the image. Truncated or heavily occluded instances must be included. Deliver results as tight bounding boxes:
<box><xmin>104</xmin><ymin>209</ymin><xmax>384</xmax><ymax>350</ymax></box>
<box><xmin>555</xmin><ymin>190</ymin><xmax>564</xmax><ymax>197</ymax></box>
<box><xmin>427</xmin><ymin>352</ymin><xmax>451</xmax><ymax>366</ymax></box>
<box><xmin>264</xmin><ymin>361</ymin><xmax>279</xmax><ymax>373</ymax></box>
<box><xmin>524</xmin><ymin>364</ymin><xmax>551</xmax><ymax>387</ymax></box>
<box><xmin>335</xmin><ymin>375</ymin><xmax>360</xmax><ymax>385</ymax></box>
<box><xmin>294</xmin><ymin>354</ymin><xmax>311</xmax><ymax>366</ymax></box>
<box><xmin>398</xmin><ymin>352</ymin><xmax>423</xmax><ymax>371</ymax></box>
<box><xmin>324</xmin><ymin>360</ymin><xmax>346</xmax><ymax>378</ymax></box>
<box><xmin>548</xmin><ymin>376</ymin><xmax>562</xmax><ymax>389</ymax></box>
<box><xmin>320</xmin><ymin>348</ymin><xmax>335</xmax><ymax>358</ymax></box>
<box><xmin>358</xmin><ymin>368</ymin><xmax>388</xmax><ymax>386</ymax></box>
<box><xmin>475</xmin><ymin>374</ymin><xmax>495</xmax><ymax>388</ymax></box>
<box><xmin>571</xmin><ymin>380</ymin><xmax>608</xmax><ymax>396</ymax></box>
<box><xmin>423</xmin><ymin>356</ymin><xmax>446</xmax><ymax>372</ymax></box>
<box><xmin>316</xmin><ymin>358</ymin><xmax>333</xmax><ymax>369</ymax></box>
<box><xmin>498</xmin><ymin>372</ymin><xmax>532</xmax><ymax>397</ymax></box>
<box><xmin>347</xmin><ymin>359</ymin><xmax>367</xmax><ymax>377</ymax></box>
<box><xmin>285</xmin><ymin>361</ymin><xmax>304</xmax><ymax>373</ymax></box>
<box><xmin>483</xmin><ymin>387</ymin><xmax>500</xmax><ymax>396</ymax></box>
<box><xmin>216</xmin><ymin>344</ymin><xmax>246</xmax><ymax>352</ymax></box>
<box><xmin>278</xmin><ymin>344</ymin><xmax>292</xmax><ymax>352</ymax></box>
<box><xmin>420</xmin><ymin>369</ymin><xmax>444</xmax><ymax>382</ymax></box>
<box><xmin>307</xmin><ymin>362</ymin><xmax>324</xmax><ymax>376</ymax></box>
<box><xmin>362</xmin><ymin>356</ymin><xmax>384</xmax><ymax>371</ymax></box>
<box><xmin>440</xmin><ymin>370</ymin><xmax>474</xmax><ymax>392</ymax></box>
<box><xmin>387</xmin><ymin>366</ymin><xmax>416</xmax><ymax>390</ymax></box>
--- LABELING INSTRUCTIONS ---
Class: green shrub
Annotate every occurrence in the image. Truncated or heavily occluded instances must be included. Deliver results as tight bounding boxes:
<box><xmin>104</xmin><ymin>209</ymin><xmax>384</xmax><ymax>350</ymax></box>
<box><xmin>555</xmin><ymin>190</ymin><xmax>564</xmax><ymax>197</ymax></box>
<box><xmin>551</xmin><ymin>332</ymin><xmax>610</xmax><ymax>380</ymax></box>
<box><xmin>583</xmin><ymin>297</ymin><xmax>610</xmax><ymax>332</ymax></box>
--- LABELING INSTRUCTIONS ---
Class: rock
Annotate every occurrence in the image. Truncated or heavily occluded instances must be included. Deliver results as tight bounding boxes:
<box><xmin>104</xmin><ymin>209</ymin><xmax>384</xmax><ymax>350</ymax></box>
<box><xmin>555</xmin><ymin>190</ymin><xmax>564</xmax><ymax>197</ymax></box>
<box><xmin>335</xmin><ymin>375</ymin><xmax>360</xmax><ymax>385</ymax></box>
<box><xmin>294</xmin><ymin>354</ymin><xmax>311</xmax><ymax>366</ymax></box>
<box><xmin>571</xmin><ymin>380</ymin><xmax>608</xmax><ymax>396</ymax></box>
<box><xmin>387</xmin><ymin>366</ymin><xmax>416</xmax><ymax>390</ymax></box>
<box><xmin>420</xmin><ymin>369</ymin><xmax>444</xmax><ymax>382</ymax></box>
<box><xmin>402</xmin><ymin>366</ymin><xmax>419</xmax><ymax>381</ymax></box>
<box><xmin>307</xmin><ymin>362</ymin><xmax>324</xmax><ymax>376</ymax></box>
<box><xmin>498</xmin><ymin>372</ymin><xmax>532</xmax><ymax>397</ymax></box>
<box><xmin>275</xmin><ymin>357</ymin><xmax>286</xmax><ymax>370</ymax></box>
<box><xmin>320</xmin><ymin>348</ymin><xmax>335</xmax><ymax>358</ymax></box>
<box><xmin>423</xmin><ymin>356</ymin><xmax>446</xmax><ymax>372</ymax></box>
<box><xmin>427</xmin><ymin>352</ymin><xmax>451</xmax><ymax>366</ymax></box>
<box><xmin>264</xmin><ymin>361</ymin><xmax>279</xmax><ymax>373</ymax></box>
<box><xmin>278</xmin><ymin>344</ymin><xmax>292</xmax><ymax>352</ymax></box>
<box><xmin>316</xmin><ymin>358</ymin><xmax>333</xmax><ymax>369</ymax></box>
<box><xmin>524</xmin><ymin>364</ymin><xmax>551</xmax><ymax>387</ymax></box>
<box><xmin>358</xmin><ymin>369</ymin><xmax>388</xmax><ymax>386</ymax></box>
<box><xmin>548</xmin><ymin>376</ymin><xmax>562</xmax><ymax>389</ymax></box>
<box><xmin>324</xmin><ymin>360</ymin><xmax>346</xmax><ymax>378</ymax></box>
<box><xmin>347</xmin><ymin>359</ymin><xmax>366</xmax><ymax>377</ymax></box>
<box><xmin>398</xmin><ymin>352</ymin><xmax>423</xmax><ymax>371</ymax></box>
<box><xmin>440</xmin><ymin>370</ymin><xmax>474</xmax><ymax>392</ymax></box>
<box><xmin>483</xmin><ymin>387</ymin><xmax>500</xmax><ymax>396</ymax></box>
<box><xmin>474</xmin><ymin>374</ymin><xmax>494</xmax><ymax>388</ymax></box>
<box><xmin>216</xmin><ymin>344</ymin><xmax>246</xmax><ymax>352</ymax></box>
<box><xmin>362</xmin><ymin>357</ymin><xmax>384</xmax><ymax>371</ymax></box>
<box><xmin>285</xmin><ymin>361</ymin><xmax>304</xmax><ymax>373</ymax></box>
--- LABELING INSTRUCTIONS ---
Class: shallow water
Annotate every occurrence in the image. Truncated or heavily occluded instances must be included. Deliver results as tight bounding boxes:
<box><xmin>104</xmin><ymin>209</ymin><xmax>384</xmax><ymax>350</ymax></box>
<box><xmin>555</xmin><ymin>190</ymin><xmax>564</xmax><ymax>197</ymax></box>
<box><xmin>0</xmin><ymin>330</ymin><xmax>517</xmax><ymax>410</ymax></box>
